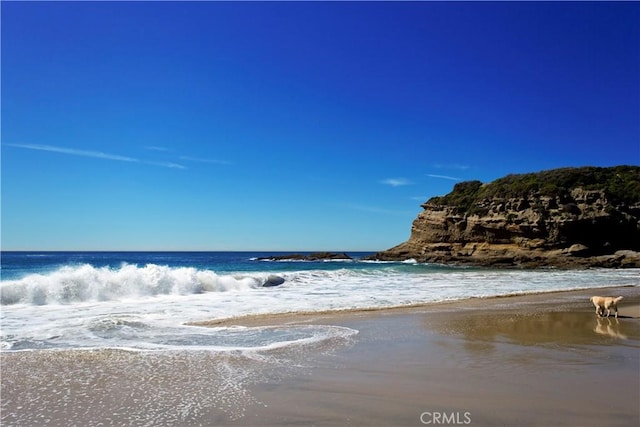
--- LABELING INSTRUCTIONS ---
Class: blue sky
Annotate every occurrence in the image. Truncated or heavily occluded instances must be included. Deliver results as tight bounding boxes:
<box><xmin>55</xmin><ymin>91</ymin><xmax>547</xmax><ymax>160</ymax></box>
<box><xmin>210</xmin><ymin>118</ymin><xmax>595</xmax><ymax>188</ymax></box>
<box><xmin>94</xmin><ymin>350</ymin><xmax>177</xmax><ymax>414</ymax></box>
<box><xmin>2</xmin><ymin>1</ymin><xmax>639</xmax><ymax>251</ymax></box>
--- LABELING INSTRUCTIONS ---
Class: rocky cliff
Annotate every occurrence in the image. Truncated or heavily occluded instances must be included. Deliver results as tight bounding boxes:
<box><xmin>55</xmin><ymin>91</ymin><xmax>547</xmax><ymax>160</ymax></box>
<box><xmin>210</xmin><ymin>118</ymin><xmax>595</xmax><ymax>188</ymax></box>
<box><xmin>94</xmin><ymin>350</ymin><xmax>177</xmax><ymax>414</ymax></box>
<box><xmin>371</xmin><ymin>166</ymin><xmax>640</xmax><ymax>268</ymax></box>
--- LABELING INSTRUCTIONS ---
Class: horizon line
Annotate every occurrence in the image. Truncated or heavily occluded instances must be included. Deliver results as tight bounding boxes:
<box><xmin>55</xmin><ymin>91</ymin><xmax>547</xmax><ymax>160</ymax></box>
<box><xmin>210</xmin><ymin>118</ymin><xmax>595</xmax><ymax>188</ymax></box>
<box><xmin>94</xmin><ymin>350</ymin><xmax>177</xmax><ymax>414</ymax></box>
<box><xmin>0</xmin><ymin>248</ymin><xmax>382</xmax><ymax>253</ymax></box>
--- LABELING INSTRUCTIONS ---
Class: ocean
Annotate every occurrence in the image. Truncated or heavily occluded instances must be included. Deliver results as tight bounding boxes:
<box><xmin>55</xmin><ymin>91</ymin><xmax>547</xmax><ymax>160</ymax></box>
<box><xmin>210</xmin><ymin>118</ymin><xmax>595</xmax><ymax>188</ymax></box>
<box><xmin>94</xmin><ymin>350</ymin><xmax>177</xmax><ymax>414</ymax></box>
<box><xmin>1</xmin><ymin>251</ymin><xmax>639</xmax><ymax>353</ymax></box>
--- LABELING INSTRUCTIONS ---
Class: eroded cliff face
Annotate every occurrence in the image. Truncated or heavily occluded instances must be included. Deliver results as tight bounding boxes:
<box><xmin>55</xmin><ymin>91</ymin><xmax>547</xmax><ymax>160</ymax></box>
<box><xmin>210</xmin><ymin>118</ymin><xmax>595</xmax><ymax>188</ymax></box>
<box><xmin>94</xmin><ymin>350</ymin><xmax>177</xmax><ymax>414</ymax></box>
<box><xmin>374</xmin><ymin>188</ymin><xmax>640</xmax><ymax>268</ymax></box>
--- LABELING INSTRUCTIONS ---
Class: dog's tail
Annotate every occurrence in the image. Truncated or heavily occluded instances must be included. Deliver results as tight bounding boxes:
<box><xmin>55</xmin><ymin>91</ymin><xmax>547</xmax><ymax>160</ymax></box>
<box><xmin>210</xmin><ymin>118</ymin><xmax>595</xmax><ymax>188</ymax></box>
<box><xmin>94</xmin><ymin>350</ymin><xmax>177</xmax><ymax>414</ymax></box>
<box><xmin>614</xmin><ymin>296</ymin><xmax>624</xmax><ymax>303</ymax></box>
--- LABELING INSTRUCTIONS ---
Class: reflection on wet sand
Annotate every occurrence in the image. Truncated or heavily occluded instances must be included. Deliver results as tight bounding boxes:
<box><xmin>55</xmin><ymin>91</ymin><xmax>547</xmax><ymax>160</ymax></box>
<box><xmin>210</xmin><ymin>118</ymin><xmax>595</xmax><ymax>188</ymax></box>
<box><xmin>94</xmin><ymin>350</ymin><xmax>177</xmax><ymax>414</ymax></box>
<box><xmin>594</xmin><ymin>317</ymin><xmax>628</xmax><ymax>340</ymax></box>
<box><xmin>424</xmin><ymin>305</ymin><xmax>639</xmax><ymax>347</ymax></box>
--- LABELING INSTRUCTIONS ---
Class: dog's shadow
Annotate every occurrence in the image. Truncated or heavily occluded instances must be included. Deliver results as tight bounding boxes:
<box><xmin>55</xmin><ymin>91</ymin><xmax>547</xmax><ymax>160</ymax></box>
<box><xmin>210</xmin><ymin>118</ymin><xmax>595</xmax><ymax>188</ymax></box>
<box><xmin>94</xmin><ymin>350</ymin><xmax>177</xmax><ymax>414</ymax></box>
<box><xmin>593</xmin><ymin>317</ymin><xmax>628</xmax><ymax>340</ymax></box>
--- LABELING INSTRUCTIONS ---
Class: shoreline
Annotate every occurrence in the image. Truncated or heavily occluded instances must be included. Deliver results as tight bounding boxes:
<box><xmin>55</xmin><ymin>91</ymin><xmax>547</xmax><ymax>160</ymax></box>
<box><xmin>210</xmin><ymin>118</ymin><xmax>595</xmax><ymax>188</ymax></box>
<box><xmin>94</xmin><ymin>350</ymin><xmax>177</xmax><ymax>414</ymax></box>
<box><xmin>2</xmin><ymin>286</ymin><xmax>639</xmax><ymax>426</ymax></box>
<box><xmin>190</xmin><ymin>284</ymin><xmax>639</xmax><ymax>328</ymax></box>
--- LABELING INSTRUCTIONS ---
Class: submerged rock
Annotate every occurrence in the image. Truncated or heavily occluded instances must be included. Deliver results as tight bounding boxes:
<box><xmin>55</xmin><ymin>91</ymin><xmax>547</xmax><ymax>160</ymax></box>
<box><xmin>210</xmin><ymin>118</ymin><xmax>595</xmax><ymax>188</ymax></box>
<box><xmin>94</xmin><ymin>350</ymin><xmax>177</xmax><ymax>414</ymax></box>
<box><xmin>262</xmin><ymin>275</ymin><xmax>286</xmax><ymax>287</ymax></box>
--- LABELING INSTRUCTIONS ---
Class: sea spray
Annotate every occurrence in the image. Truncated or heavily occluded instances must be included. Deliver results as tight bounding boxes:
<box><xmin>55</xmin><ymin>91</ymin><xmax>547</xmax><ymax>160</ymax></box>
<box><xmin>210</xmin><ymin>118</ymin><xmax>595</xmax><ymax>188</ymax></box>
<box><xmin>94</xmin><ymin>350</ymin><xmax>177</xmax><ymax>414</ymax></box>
<box><xmin>1</xmin><ymin>263</ymin><xmax>282</xmax><ymax>305</ymax></box>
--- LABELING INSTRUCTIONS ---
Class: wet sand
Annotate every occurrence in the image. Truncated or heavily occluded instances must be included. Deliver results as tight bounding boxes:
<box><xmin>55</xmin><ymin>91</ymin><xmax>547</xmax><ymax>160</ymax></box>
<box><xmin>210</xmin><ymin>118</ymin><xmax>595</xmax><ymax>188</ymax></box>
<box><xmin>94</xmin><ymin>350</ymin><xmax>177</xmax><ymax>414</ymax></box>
<box><xmin>235</xmin><ymin>287</ymin><xmax>640</xmax><ymax>427</ymax></box>
<box><xmin>2</xmin><ymin>286</ymin><xmax>639</xmax><ymax>426</ymax></box>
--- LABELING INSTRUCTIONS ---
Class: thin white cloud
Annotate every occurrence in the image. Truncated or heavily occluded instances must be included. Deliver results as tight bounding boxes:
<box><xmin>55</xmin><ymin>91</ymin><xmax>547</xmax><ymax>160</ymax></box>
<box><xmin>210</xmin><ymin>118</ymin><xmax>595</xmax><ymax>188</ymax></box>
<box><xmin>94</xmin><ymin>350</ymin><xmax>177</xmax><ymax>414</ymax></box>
<box><xmin>6</xmin><ymin>143</ymin><xmax>185</xmax><ymax>169</ymax></box>
<box><xmin>380</xmin><ymin>177</ymin><xmax>413</xmax><ymax>187</ymax></box>
<box><xmin>144</xmin><ymin>146</ymin><xmax>169</xmax><ymax>152</ymax></box>
<box><xmin>6</xmin><ymin>143</ymin><xmax>138</xmax><ymax>163</ymax></box>
<box><xmin>179</xmin><ymin>155</ymin><xmax>232</xmax><ymax>165</ymax></box>
<box><xmin>426</xmin><ymin>174</ymin><xmax>461</xmax><ymax>181</ymax></box>
<box><xmin>433</xmin><ymin>163</ymin><xmax>470</xmax><ymax>170</ymax></box>
<box><xmin>144</xmin><ymin>160</ymin><xmax>187</xmax><ymax>169</ymax></box>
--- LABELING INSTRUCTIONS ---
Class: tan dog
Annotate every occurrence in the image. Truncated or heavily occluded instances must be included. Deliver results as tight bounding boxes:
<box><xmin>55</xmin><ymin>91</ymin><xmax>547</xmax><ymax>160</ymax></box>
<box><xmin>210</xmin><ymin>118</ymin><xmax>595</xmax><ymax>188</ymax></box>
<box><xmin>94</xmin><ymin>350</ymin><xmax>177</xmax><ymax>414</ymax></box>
<box><xmin>590</xmin><ymin>296</ymin><xmax>623</xmax><ymax>318</ymax></box>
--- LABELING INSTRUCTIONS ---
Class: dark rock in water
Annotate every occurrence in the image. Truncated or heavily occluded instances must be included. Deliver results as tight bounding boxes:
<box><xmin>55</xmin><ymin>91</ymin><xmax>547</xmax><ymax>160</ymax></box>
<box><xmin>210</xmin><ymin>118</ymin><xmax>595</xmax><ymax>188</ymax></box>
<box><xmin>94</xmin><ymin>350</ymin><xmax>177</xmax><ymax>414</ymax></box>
<box><xmin>257</xmin><ymin>252</ymin><xmax>353</xmax><ymax>262</ymax></box>
<box><xmin>366</xmin><ymin>166</ymin><xmax>640</xmax><ymax>268</ymax></box>
<box><xmin>263</xmin><ymin>275</ymin><xmax>286</xmax><ymax>287</ymax></box>
<box><xmin>307</xmin><ymin>252</ymin><xmax>353</xmax><ymax>261</ymax></box>
<box><xmin>258</xmin><ymin>254</ymin><xmax>307</xmax><ymax>261</ymax></box>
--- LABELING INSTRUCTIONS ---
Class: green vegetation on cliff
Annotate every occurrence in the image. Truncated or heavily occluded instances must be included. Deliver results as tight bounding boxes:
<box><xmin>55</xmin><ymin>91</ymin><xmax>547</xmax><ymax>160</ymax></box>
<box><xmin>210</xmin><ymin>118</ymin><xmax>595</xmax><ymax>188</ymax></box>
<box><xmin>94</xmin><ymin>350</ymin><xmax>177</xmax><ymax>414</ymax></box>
<box><xmin>427</xmin><ymin>166</ymin><xmax>640</xmax><ymax>213</ymax></box>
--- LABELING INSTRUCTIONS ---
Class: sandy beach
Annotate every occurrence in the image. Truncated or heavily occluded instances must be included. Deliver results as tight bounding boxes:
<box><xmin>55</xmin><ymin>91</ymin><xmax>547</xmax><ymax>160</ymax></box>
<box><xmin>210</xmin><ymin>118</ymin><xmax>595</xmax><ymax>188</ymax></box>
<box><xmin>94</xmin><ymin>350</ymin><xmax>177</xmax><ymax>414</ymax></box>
<box><xmin>2</xmin><ymin>286</ymin><xmax>639</xmax><ymax>426</ymax></box>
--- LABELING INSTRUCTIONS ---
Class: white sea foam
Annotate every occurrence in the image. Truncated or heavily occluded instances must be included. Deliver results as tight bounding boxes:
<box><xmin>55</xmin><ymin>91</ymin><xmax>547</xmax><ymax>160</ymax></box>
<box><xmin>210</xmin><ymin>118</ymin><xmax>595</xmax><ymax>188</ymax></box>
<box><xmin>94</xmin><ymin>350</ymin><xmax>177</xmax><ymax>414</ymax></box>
<box><xmin>1</xmin><ymin>263</ymin><xmax>638</xmax><ymax>352</ymax></box>
<box><xmin>0</xmin><ymin>263</ymin><xmax>272</xmax><ymax>305</ymax></box>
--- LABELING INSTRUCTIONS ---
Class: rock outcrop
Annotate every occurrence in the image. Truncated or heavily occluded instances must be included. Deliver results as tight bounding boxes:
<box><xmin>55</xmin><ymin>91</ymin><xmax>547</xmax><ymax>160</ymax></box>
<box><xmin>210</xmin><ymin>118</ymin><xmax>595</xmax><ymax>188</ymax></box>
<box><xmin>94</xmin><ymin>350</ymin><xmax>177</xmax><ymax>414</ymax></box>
<box><xmin>257</xmin><ymin>252</ymin><xmax>353</xmax><ymax>262</ymax></box>
<box><xmin>370</xmin><ymin>166</ymin><xmax>640</xmax><ymax>268</ymax></box>
<box><xmin>262</xmin><ymin>275</ymin><xmax>286</xmax><ymax>287</ymax></box>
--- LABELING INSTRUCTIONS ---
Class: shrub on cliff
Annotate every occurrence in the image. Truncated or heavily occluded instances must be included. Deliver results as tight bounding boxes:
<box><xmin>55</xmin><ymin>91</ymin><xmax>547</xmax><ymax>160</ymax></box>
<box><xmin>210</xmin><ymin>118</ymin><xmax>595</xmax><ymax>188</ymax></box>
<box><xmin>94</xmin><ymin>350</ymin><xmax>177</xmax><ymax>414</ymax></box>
<box><xmin>426</xmin><ymin>180</ymin><xmax>482</xmax><ymax>213</ymax></box>
<box><xmin>425</xmin><ymin>166</ymin><xmax>640</xmax><ymax>212</ymax></box>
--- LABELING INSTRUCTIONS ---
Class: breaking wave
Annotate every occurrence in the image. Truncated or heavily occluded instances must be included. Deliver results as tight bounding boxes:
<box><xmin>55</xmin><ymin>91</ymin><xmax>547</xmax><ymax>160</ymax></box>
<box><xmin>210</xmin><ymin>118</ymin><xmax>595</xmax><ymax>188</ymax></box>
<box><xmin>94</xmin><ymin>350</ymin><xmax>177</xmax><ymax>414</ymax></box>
<box><xmin>0</xmin><ymin>264</ymin><xmax>282</xmax><ymax>305</ymax></box>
